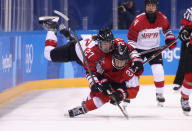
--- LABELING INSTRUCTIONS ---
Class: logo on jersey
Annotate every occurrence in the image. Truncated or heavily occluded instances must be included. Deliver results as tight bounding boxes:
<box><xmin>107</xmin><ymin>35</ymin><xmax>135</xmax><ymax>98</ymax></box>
<box><xmin>142</xmin><ymin>33</ymin><xmax>159</xmax><ymax>39</ymax></box>
<box><xmin>134</xmin><ymin>19</ymin><xmax>139</xmax><ymax>26</ymax></box>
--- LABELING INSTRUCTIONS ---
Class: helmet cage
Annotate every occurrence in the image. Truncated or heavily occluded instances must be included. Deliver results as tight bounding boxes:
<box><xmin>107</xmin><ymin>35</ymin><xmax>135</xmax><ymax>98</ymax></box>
<box><xmin>97</xmin><ymin>28</ymin><xmax>115</xmax><ymax>53</ymax></box>
<box><xmin>112</xmin><ymin>44</ymin><xmax>130</xmax><ymax>70</ymax></box>
<box><xmin>98</xmin><ymin>40</ymin><xmax>115</xmax><ymax>53</ymax></box>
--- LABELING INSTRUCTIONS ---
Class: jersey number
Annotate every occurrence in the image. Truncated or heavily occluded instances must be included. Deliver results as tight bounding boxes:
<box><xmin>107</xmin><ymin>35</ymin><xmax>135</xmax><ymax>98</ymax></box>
<box><xmin>126</xmin><ymin>69</ymin><xmax>134</xmax><ymax>77</ymax></box>
<box><xmin>84</xmin><ymin>49</ymin><xmax>94</xmax><ymax>59</ymax></box>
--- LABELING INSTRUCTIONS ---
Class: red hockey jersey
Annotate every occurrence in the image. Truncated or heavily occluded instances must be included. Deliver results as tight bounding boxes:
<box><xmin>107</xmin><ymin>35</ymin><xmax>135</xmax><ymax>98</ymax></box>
<box><xmin>96</xmin><ymin>55</ymin><xmax>140</xmax><ymax>99</ymax></box>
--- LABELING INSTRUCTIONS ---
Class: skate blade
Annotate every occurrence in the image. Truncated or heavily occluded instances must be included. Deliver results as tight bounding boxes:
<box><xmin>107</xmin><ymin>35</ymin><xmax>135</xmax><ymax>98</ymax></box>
<box><xmin>157</xmin><ymin>102</ymin><xmax>164</xmax><ymax>107</ymax></box>
<box><xmin>183</xmin><ymin>111</ymin><xmax>190</xmax><ymax>116</ymax></box>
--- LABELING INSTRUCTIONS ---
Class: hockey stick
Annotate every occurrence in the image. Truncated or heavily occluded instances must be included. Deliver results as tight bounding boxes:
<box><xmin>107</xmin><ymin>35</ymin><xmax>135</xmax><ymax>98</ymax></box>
<box><xmin>107</xmin><ymin>90</ymin><xmax>129</xmax><ymax>120</ymax></box>
<box><xmin>139</xmin><ymin>45</ymin><xmax>167</xmax><ymax>56</ymax></box>
<box><xmin>54</xmin><ymin>10</ymin><xmax>128</xmax><ymax>119</ymax></box>
<box><xmin>143</xmin><ymin>37</ymin><xmax>179</xmax><ymax>64</ymax></box>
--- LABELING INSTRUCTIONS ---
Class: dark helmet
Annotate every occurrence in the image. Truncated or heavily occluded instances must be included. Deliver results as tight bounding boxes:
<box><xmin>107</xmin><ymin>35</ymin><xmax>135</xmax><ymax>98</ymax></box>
<box><xmin>112</xmin><ymin>44</ymin><xmax>130</xmax><ymax>70</ymax></box>
<box><xmin>144</xmin><ymin>0</ymin><xmax>158</xmax><ymax>6</ymax></box>
<box><xmin>144</xmin><ymin>0</ymin><xmax>158</xmax><ymax>24</ymax></box>
<box><xmin>97</xmin><ymin>28</ymin><xmax>115</xmax><ymax>53</ymax></box>
<box><xmin>97</xmin><ymin>28</ymin><xmax>114</xmax><ymax>42</ymax></box>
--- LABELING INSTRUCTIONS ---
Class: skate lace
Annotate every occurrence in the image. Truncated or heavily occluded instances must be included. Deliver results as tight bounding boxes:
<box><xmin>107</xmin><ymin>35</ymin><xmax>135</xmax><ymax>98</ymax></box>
<box><xmin>73</xmin><ymin>106</ymin><xmax>85</xmax><ymax>115</ymax></box>
<box><xmin>156</xmin><ymin>94</ymin><xmax>163</xmax><ymax>99</ymax></box>
<box><xmin>181</xmin><ymin>100</ymin><xmax>190</xmax><ymax>108</ymax></box>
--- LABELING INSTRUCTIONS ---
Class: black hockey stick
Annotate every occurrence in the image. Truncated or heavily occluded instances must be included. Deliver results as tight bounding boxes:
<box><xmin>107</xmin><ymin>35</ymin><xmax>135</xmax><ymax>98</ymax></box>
<box><xmin>143</xmin><ymin>37</ymin><xmax>179</xmax><ymax>64</ymax></box>
<box><xmin>53</xmin><ymin>10</ymin><xmax>100</xmax><ymax>90</ymax></box>
<box><xmin>107</xmin><ymin>90</ymin><xmax>129</xmax><ymax>119</ymax></box>
<box><xmin>53</xmin><ymin>10</ymin><xmax>128</xmax><ymax>119</ymax></box>
<box><xmin>139</xmin><ymin>45</ymin><xmax>167</xmax><ymax>56</ymax></box>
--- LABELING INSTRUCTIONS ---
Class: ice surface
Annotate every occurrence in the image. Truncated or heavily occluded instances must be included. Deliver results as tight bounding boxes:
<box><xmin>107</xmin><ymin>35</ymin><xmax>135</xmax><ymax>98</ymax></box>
<box><xmin>0</xmin><ymin>85</ymin><xmax>191</xmax><ymax>131</ymax></box>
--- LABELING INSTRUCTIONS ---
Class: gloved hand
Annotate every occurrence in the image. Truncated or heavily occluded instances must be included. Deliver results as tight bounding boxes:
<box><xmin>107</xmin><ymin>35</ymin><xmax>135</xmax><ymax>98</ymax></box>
<box><xmin>110</xmin><ymin>89</ymin><xmax>128</xmax><ymax>105</ymax></box>
<box><xmin>90</xmin><ymin>83</ymin><xmax>103</xmax><ymax>96</ymax></box>
<box><xmin>165</xmin><ymin>35</ymin><xmax>177</xmax><ymax>50</ymax></box>
<box><xmin>131</xmin><ymin>58</ymin><xmax>144</xmax><ymax>76</ymax></box>
<box><xmin>101</xmin><ymin>82</ymin><xmax>112</xmax><ymax>96</ymax></box>
<box><xmin>59</xmin><ymin>24</ymin><xmax>75</xmax><ymax>41</ymax></box>
<box><xmin>179</xmin><ymin>26</ymin><xmax>191</xmax><ymax>43</ymax></box>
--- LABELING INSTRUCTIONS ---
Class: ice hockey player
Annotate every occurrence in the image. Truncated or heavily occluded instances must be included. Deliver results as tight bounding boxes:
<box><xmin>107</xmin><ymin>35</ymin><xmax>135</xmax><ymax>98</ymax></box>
<box><xmin>127</xmin><ymin>0</ymin><xmax>177</xmax><ymax>106</ymax></box>
<box><xmin>68</xmin><ymin>39</ymin><xmax>144</xmax><ymax>117</ymax></box>
<box><xmin>40</xmin><ymin>16</ymin><xmax>143</xmax><ymax>103</ymax></box>
<box><xmin>178</xmin><ymin>7</ymin><xmax>192</xmax><ymax>115</ymax></box>
<box><xmin>39</xmin><ymin>16</ymin><xmax>115</xmax><ymax>67</ymax></box>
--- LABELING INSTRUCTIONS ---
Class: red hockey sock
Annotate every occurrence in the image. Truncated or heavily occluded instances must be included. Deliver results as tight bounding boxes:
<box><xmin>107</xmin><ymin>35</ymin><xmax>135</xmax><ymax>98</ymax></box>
<box><xmin>154</xmin><ymin>81</ymin><xmax>164</xmax><ymax>88</ymax></box>
<box><xmin>84</xmin><ymin>98</ymin><xmax>97</xmax><ymax>112</ymax></box>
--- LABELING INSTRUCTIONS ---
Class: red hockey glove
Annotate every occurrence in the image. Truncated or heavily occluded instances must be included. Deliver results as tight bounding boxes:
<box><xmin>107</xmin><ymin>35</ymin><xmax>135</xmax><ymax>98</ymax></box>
<box><xmin>99</xmin><ymin>78</ymin><xmax>112</xmax><ymax>96</ymax></box>
<box><xmin>110</xmin><ymin>89</ymin><xmax>128</xmax><ymax>105</ymax></box>
<box><xmin>165</xmin><ymin>35</ymin><xmax>177</xmax><ymax>50</ymax></box>
<box><xmin>90</xmin><ymin>82</ymin><xmax>103</xmax><ymax>96</ymax></box>
<box><xmin>131</xmin><ymin>58</ymin><xmax>144</xmax><ymax>76</ymax></box>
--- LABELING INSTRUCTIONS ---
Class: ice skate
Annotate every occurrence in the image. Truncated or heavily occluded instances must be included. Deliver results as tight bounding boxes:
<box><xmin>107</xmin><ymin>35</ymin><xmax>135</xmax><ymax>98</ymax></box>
<box><xmin>156</xmin><ymin>93</ymin><xmax>165</xmax><ymax>107</ymax></box>
<box><xmin>181</xmin><ymin>98</ymin><xmax>191</xmax><ymax>116</ymax></box>
<box><xmin>39</xmin><ymin>16</ymin><xmax>59</xmax><ymax>33</ymax></box>
<box><xmin>68</xmin><ymin>101</ymin><xmax>87</xmax><ymax>117</ymax></box>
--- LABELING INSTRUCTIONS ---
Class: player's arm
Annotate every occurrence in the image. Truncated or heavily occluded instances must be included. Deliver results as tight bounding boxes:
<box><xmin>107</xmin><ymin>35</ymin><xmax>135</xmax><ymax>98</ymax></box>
<box><xmin>179</xmin><ymin>8</ymin><xmax>192</xmax><ymax>44</ymax></box>
<box><xmin>126</xmin><ymin>43</ymin><xmax>144</xmax><ymax>76</ymax></box>
<box><xmin>127</xmin><ymin>17</ymin><xmax>140</xmax><ymax>48</ymax></box>
<box><xmin>161</xmin><ymin>13</ymin><xmax>177</xmax><ymax>50</ymax></box>
<box><xmin>124</xmin><ymin>75</ymin><xmax>140</xmax><ymax>99</ymax></box>
<box><xmin>83</xmin><ymin>47</ymin><xmax>104</xmax><ymax>94</ymax></box>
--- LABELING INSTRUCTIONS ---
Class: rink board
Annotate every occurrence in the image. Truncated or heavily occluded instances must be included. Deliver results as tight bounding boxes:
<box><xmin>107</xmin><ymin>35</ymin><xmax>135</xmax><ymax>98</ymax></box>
<box><xmin>0</xmin><ymin>75</ymin><xmax>175</xmax><ymax>104</ymax></box>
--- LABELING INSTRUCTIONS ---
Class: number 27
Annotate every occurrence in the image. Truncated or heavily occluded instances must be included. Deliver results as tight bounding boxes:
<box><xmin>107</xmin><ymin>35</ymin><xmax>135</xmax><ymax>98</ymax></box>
<box><xmin>84</xmin><ymin>49</ymin><xmax>94</xmax><ymax>59</ymax></box>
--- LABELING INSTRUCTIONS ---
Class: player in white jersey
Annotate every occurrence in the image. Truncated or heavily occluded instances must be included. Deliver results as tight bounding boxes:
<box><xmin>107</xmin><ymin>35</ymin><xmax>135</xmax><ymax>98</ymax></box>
<box><xmin>127</xmin><ymin>0</ymin><xmax>177</xmax><ymax>106</ymax></box>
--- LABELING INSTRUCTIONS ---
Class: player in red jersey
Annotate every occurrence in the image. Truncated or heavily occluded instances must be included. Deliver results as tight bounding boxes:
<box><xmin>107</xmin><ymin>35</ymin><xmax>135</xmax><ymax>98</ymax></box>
<box><xmin>178</xmin><ymin>7</ymin><xmax>192</xmax><ymax>115</ymax></box>
<box><xmin>40</xmin><ymin>17</ymin><xmax>115</xmax><ymax>83</ymax></box>
<box><xmin>40</xmin><ymin>17</ymin><xmax>143</xmax><ymax>96</ymax></box>
<box><xmin>127</xmin><ymin>0</ymin><xmax>177</xmax><ymax>106</ymax></box>
<box><xmin>68</xmin><ymin>39</ymin><xmax>144</xmax><ymax>117</ymax></box>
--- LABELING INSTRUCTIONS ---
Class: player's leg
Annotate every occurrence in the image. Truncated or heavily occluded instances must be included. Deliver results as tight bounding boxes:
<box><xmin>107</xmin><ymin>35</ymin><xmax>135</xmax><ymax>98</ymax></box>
<box><xmin>149</xmin><ymin>54</ymin><xmax>165</xmax><ymax>106</ymax></box>
<box><xmin>180</xmin><ymin>47</ymin><xmax>192</xmax><ymax>115</ymax></box>
<box><xmin>68</xmin><ymin>92</ymin><xmax>110</xmax><ymax>117</ymax></box>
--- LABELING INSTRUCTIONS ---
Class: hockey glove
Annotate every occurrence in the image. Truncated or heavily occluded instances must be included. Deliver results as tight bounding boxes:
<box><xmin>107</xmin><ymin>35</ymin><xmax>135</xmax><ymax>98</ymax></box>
<box><xmin>165</xmin><ymin>35</ymin><xmax>177</xmax><ymax>50</ymax></box>
<box><xmin>59</xmin><ymin>24</ymin><xmax>75</xmax><ymax>41</ymax></box>
<box><xmin>131</xmin><ymin>58</ymin><xmax>144</xmax><ymax>76</ymax></box>
<box><xmin>110</xmin><ymin>89</ymin><xmax>128</xmax><ymax>105</ymax></box>
<box><xmin>179</xmin><ymin>26</ymin><xmax>191</xmax><ymax>43</ymax></box>
<box><xmin>90</xmin><ymin>83</ymin><xmax>103</xmax><ymax>96</ymax></box>
<box><xmin>101</xmin><ymin>82</ymin><xmax>112</xmax><ymax>96</ymax></box>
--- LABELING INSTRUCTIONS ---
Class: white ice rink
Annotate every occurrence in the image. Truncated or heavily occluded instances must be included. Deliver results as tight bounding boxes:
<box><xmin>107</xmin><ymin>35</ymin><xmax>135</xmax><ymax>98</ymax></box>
<box><xmin>0</xmin><ymin>85</ymin><xmax>192</xmax><ymax>131</ymax></box>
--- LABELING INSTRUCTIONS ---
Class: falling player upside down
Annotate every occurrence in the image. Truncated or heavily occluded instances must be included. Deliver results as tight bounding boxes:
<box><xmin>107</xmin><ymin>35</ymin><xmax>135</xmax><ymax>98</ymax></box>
<box><xmin>68</xmin><ymin>39</ymin><xmax>144</xmax><ymax>117</ymax></box>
